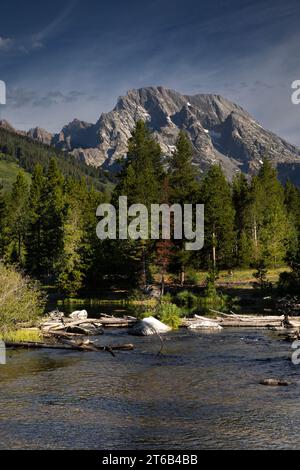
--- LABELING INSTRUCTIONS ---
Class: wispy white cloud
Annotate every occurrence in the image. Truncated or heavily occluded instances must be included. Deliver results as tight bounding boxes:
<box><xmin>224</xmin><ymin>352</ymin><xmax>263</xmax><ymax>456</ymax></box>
<box><xmin>32</xmin><ymin>0</ymin><xmax>78</xmax><ymax>44</ymax></box>
<box><xmin>0</xmin><ymin>1</ymin><xmax>77</xmax><ymax>54</ymax></box>
<box><xmin>0</xmin><ymin>37</ymin><xmax>13</xmax><ymax>51</ymax></box>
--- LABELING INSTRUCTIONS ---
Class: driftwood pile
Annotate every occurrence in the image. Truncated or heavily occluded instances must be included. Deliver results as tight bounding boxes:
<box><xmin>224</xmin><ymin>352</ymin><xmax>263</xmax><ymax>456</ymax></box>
<box><xmin>182</xmin><ymin>310</ymin><xmax>300</xmax><ymax>329</ymax></box>
<box><xmin>6</xmin><ymin>311</ymin><xmax>135</xmax><ymax>355</ymax></box>
<box><xmin>42</xmin><ymin>310</ymin><xmax>300</xmax><ymax>335</ymax></box>
<box><xmin>42</xmin><ymin>317</ymin><xmax>104</xmax><ymax>336</ymax></box>
<box><xmin>41</xmin><ymin>311</ymin><xmax>137</xmax><ymax>335</ymax></box>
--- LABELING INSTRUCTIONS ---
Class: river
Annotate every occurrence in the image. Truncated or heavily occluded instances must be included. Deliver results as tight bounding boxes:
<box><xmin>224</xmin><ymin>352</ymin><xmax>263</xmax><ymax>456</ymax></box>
<box><xmin>0</xmin><ymin>307</ymin><xmax>299</xmax><ymax>449</ymax></box>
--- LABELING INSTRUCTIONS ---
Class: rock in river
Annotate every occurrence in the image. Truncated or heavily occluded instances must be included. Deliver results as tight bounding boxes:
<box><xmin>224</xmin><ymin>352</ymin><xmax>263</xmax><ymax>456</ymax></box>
<box><xmin>129</xmin><ymin>316</ymin><xmax>171</xmax><ymax>336</ymax></box>
<box><xmin>259</xmin><ymin>378</ymin><xmax>290</xmax><ymax>386</ymax></box>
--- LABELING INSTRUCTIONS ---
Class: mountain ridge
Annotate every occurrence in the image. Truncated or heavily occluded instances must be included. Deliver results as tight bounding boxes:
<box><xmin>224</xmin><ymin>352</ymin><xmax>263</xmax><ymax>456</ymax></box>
<box><xmin>2</xmin><ymin>86</ymin><xmax>300</xmax><ymax>182</ymax></box>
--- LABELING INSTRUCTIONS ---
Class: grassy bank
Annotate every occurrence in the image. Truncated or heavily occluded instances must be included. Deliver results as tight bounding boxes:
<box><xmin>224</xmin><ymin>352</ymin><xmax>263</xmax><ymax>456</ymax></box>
<box><xmin>153</xmin><ymin>267</ymin><xmax>288</xmax><ymax>287</ymax></box>
<box><xmin>0</xmin><ymin>328</ymin><xmax>43</xmax><ymax>343</ymax></box>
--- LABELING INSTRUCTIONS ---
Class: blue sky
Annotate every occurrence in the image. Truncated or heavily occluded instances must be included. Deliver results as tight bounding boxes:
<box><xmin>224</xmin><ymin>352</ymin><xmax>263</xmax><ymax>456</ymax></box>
<box><xmin>1</xmin><ymin>0</ymin><xmax>300</xmax><ymax>145</ymax></box>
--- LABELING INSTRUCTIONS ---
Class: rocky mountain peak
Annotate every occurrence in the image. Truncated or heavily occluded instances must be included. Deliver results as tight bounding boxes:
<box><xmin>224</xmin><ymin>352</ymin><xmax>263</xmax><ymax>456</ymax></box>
<box><xmin>0</xmin><ymin>119</ymin><xmax>16</xmax><ymax>133</ymax></box>
<box><xmin>27</xmin><ymin>127</ymin><xmax>53</xmax><ymax>145</ymax></box>
<box><xmin>52</xmin><ymin>118</ymin><xmax>96</xmax><ymax>151</ymax></box>
<box><xmin>50</xmin><ymin>87</ymin><xmax>300</xmax><ymax>180</ymax></box>
<box><xmin>3</xmin><ymin>86</ymin><xmax>300</xmax><ymax>182</ymax></box>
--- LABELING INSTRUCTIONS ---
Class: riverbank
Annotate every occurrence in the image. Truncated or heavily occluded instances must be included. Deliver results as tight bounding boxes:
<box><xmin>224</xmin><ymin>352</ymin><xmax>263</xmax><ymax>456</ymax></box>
<box><xmin>1</xmin><ymin>265</ymin><xmax>292</xmax><ymax>347</ymax></box>
<box><xmin>47</xmin><ymin>266</ymin><xmax>288</xmax><ymax>314</ymax></box>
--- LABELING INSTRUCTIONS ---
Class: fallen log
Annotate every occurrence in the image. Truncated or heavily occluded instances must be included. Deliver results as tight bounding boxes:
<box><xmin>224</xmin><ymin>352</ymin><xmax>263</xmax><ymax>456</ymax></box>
<box><xmin>5</xmin><ymin>340</ymin><xmax>134</xmax><ymax>353</ymax></box>
<box><xmin>216</xmin><ymin>319</ymin><xmax>283</xmax><ymax>328</ymax></box>
<box><xmin>182</xmin><ymin>313</ymin><xmax>300</xmax><ymax>328</ymax></box>
<box><xmin>44</xmin><ymin>318</ymin><xmax>103</xmax><ymax>331</ymax></box>
<box><xmin>5</xmin><ymin>341</ymin><xmax>84</xmax><ymax>350</ymax></box>
<box><xmin>190</xmin><ymin>315</ymin><xmax>223</xmax><ymax>330</ymax></box>
<box><xmin>97</xmin><ymin>316</ymin><xmax>136</xmax><ymax>327</ymax></box>
<box><xmin>64</xmin><ymin>325</ymin><xmax>104</xmax><ymax>335</ymax></box>
<box><xmin>41</xmin><ymin>315</ymin><xmax>136</xmax><ymax>332</ymax></box>
<box><xmin>209</xmin><ymin>309</ymin><xmax>242</xmax><ymax>319</ymax></box>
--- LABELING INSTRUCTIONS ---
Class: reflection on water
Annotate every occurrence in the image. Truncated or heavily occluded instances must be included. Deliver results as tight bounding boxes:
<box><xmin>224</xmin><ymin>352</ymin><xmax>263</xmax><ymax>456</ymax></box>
<box><xmin>0</xmin><ymin>323</ymin><xmax>299</xmax><ymax>449</ymax></box>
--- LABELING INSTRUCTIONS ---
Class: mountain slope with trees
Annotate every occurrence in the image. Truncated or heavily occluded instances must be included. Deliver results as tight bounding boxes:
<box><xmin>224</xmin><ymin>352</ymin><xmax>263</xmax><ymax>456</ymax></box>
<box><xmin>0</xmin><ymin>126</ymin><xmax>114</xmax><ymax>192</ymax></box>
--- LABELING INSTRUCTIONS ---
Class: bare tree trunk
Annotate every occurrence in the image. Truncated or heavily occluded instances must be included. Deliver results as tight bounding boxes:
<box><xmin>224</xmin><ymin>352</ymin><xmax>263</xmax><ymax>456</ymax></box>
<box><xmin>140</xmin><ymin>247</ymin><xmax>147</xmax><ymax>289</ymax></box>
<box><xmin>18</xmin><ymin>233</ymin><xmax>21</xmax><ymax>260</ymax></box>
<box><xmin>180</xmin><ymin>267</ymin><xmax>185</xmax><ymax>286</ymax></box>
<box><xmin>212</xmin><ymin>231</ymin><xmax>216</xmax><ymax>270</ymax></box>
<box><xmin>161</xmin><ymin>273</ymin><xmax>165</xmax><ymax>297</ymax></box>
<box><xmin>253</xmin><ymin>216</ymin><xmax>258</xmax><ymax>258</ymax></box>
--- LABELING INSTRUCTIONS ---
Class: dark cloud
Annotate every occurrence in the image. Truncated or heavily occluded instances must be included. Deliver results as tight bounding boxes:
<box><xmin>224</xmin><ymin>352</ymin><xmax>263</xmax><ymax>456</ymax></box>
<box><xmin>7</xmin><ymin>88</ymin><xmax>38</xmax><ymax>108</ymax></box>
<box><xmin>6</xmin><ymin>88</ymin><xmax>89</xmax><ymax>108</ymax></box>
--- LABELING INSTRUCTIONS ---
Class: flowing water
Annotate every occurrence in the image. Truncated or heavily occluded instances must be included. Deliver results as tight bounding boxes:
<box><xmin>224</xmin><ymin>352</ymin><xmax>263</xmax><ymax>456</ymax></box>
<box><xmin>0</xmin><ymin>306</ymin><xmax>300</xmax><ymax>449</ymax></box>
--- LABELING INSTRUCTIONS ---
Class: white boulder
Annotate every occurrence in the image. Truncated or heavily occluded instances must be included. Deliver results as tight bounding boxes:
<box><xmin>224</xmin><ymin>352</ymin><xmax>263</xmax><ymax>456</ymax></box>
<box><xmin>130</xmin><ymin>316</ymin><xmax>171</xmax><ymax>336</ymax></box>
<box><xmin>69</xmin><ymin>309</ymin><xmax>88</xmax><ymax>320</ymax></box>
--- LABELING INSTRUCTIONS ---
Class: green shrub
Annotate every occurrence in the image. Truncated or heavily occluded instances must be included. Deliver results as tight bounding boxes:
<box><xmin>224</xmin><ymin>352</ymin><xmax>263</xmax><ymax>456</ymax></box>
<box><xmin>0</xmin><ymin>263</ymin><xmax>45</xmax><ymax>332</ymax></box>
<box><xmin>160</xmin><ymin>293</ymin><xmax>173</xmax><ymax>304</ymax></box>
<box><xmin>128</xmin><ymin>288</ymin><xmax>148</xmax><ymax>301</ymax></box>
<box><xmin>177</xmin><ymin>290</ymin><xmax>198</xmax><ymax>308</ymax></box>
<box><xmin>252</xmin><ymin>259</ymin><xmax>272</xmax><ymax>290</ymax></box>
<box><xmin>186</xmin><ymin>268</ymin><xmax>201</xmax><ymax>285</ymax></box>
<box><xmin>156</xmin><ymin>302</ymin><xmax>183</xmax><ymax>329</ymax></box>
<box><xmin>278</xmin><ymin>271</ymin><xmax>299</xmax><ymax>293</ymax></box>
<box><xmin>137</xmin><ymin>309</ymin><xmax>154</xmax><ymax>319</ymax></box>
<box><xmin>198</xmin><ymin>271</ymin><xmax>239</xmax><ymax>313</ymax></box>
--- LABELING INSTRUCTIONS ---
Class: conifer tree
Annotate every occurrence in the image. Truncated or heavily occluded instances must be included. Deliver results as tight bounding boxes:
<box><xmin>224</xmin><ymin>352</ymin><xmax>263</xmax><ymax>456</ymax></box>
<box><xmin>7</xmin><ymin>171</ymin><xmax>29</xmax><ymax>264</ymax></box>
<box><xmin>155</xmin><ymin>177</ymin><xmax>174</xmax><ymax>295</ymax></box>
<box><xmin>232</xmin><ymin>173</ymin><xmax>253</xmax><ymax>266</ymax></box>
<box><xmin>115</xmin><ymin>120</ymin><xmax>162</xmax><ymax>206</ymax></box>
<box><xmin>251</xmin><ymin>160</ymin><xmax>294</xmax><ymax>266</ymax></box>
<box><xmin>80</xmin><ymin>185</ymin><xmax>109</xmax><ymax>288</ymax></box>
<box><xmin>169</xmin><ymin>130</ymin><xmax>199</xmax><ymax>203</ymax></box>
<box><xmin>56</xmin><ymin>178</ymin><xmax>87</xmax><ymax>294</ymax></box>
<box><xmin>200</xmin><ymin>165</ymin><xmax>235</xmax><ymax>269</ymax></box>
<box><xmin>41</xmin><ymin>158</ymin><xmax>65</xmax><ymax>277</ymax></box>
<box><xmin>0</xmin><ymin>186</ymin><xmax>7</xmax><ymax>259</ymax></box>
<box><xmin>168</xmin><ymin>131</ymin><xmax>199</xmax><ymax>283</ymax></box>
<box><xmin>113</xmin><ymin>121</ymin><xmax>163</xmax><ymax>286</ymax></box>
<box><xmin>25</xmin><ymin>164</ymin><xmax>45</xmax><ymax>275</ymax></box>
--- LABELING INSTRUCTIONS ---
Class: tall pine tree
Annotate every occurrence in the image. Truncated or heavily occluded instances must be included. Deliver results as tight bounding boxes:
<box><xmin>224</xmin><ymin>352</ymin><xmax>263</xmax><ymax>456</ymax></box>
<box><xmin>169</xmin><ymin>131</ymin><xmax>200</xmax><ymax>283</ymax></box>
<box><xmin>200</xmin><ymin>165</ymin><xmax>235</xmax><ymax>269</ymax></box>
<box><xmin>25</xmin><ymin>164</ymin><xmax>45</xmax><ymax>275</ymax></box>
<box><xmin>7</xmin><ymin>171</ymin><xmax>29</xmax><ymax>264</ymax></box>
<box><xmin>113</xmin><ymin>121</ymin><xmax>163</xmax><ymax>286</ymax></box>
<box><xmin>251</xmin><ymin>160</ymin><xmax>294</xmax><ymax>266</ymax></box>
<box><xmin>232</xmin><ymin>173</ymin><xmax>253</xmax><ymax>266</ymax></box>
